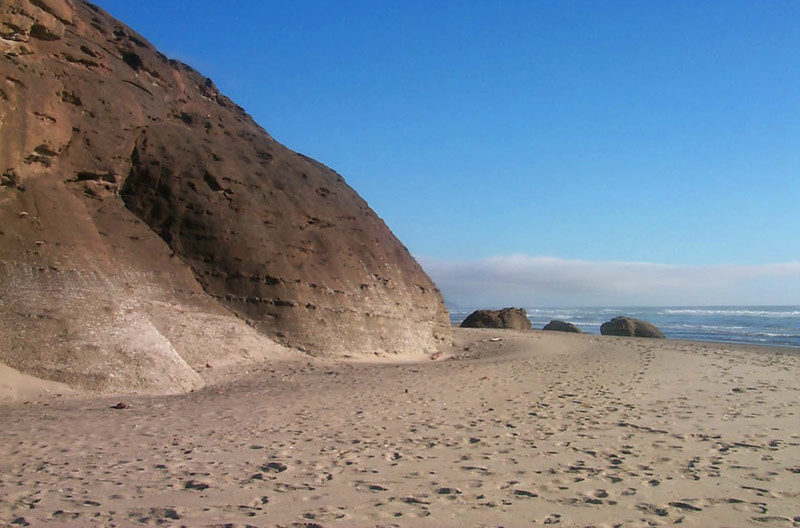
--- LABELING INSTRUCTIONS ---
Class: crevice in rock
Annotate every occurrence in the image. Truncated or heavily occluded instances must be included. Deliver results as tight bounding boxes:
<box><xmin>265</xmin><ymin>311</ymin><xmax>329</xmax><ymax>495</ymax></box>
<box><xmin>30</xmin><ymin>23</ymin><xmax>61</xmax><ymax>41</ymax></box>
<box><xmin>121</xmin><ymin>50</ymin><xmax>142</xmax><ymax>70</ymax></box>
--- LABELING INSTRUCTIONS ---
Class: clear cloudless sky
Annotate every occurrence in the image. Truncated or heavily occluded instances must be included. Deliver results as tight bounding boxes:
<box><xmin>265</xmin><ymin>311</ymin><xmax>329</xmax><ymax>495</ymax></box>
<box><xmin>93</xmin><ymin>1</ymin><xmax>800</xmax><ymax>305</ymax></box>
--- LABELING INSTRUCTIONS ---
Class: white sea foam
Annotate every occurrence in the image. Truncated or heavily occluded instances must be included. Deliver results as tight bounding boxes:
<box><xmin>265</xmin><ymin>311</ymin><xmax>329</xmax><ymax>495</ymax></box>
<box><xmin>662</xmin><ymin>308</ymin><xmax>800</xmax><ymax>317</ymax></box>
<box><xmin>449</xmin><ymin>305</ymin><xmax>800</xmax><ymax>348</ymax></box>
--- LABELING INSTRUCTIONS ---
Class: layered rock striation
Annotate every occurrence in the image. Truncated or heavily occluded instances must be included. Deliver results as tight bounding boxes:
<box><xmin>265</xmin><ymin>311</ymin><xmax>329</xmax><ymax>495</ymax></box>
<box><xmin>0</xmin><ymin>0</ymin><xmax>451</xmax><ymax>393</ymax></box>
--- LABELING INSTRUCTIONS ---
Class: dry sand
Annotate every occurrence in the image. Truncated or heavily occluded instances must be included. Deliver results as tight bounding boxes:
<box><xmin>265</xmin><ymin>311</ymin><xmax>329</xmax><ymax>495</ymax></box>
<box><xmin>1</xmin><ymin>329</ymin><xmax>799</xmax><ymax>527</ymax></box>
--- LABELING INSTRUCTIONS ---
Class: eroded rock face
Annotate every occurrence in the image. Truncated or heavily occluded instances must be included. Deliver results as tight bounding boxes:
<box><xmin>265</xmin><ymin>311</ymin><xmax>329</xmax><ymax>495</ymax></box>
<box><xmin>460</xmin><ymin>308</ymin><xmax>531</xmax><ymax>330</ymax></box>
<box><xmin>1</xmin><ymin>0</ymin><xmax>68</xmax><ymax>44</ymax></box>
<box><xmin>543</xmin><ymin>320</ymin><xmax>582</xmax><ymax>333</ymax></box>
<box><xmin>0</xmin><ymin>0</ymin><xmax>451</xmax><ymax>392</ymax></box>
<box><xmin>600</xmin><ymin>317</ymin><xmax>665</xmax><ymax>338</ymax></box>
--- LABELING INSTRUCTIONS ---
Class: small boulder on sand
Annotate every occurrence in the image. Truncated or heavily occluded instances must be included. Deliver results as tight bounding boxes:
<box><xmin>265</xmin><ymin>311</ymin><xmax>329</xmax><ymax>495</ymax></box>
<box><xmin>460</xmin><ymin>308</ymin><xmax>531</xmax><ymax>330</ymax></box>
<box><xmin>543</xmin><ymin>320</ymin><xmax>582</xmax><ymax>333</ymax></box>
<box><xmin>600</xmin><ymin>316</ymin><xmax>664</xmax><ymax>338</ymax></box>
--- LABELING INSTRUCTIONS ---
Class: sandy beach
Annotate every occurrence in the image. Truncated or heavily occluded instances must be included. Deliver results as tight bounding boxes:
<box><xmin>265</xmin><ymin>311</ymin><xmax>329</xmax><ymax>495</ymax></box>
<box><xmin>1</xmin><ymin>329</ymin><xmax>799</xmax><ymax>527</ymax></box>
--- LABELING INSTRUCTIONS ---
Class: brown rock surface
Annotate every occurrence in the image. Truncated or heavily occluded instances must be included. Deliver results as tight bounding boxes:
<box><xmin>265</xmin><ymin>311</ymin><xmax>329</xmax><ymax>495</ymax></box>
<box><xmin>543</xmin><ymin>320</ymin><xmax>582</xmax><ymax>333</ymax></box>
<box><xmin>460</xmin><ymin>308</ymin><xmax>532</xmax><ymax>330</ymax></box>
<box><xmin>0</xmin><ymin>0</ymin><xmax>451</xmax><ymax>393</ymax></box>
<box><xmin>600</xmin><ymin>316</ymin><xmax>665</xmax><ymax>338</ymax></box>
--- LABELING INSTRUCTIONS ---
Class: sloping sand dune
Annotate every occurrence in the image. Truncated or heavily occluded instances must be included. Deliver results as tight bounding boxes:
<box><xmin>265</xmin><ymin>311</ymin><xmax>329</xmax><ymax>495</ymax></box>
<box><xmin>1</xmin><ymin>329</ymin><xmax>798</xmax><ymax>527</ymax></box>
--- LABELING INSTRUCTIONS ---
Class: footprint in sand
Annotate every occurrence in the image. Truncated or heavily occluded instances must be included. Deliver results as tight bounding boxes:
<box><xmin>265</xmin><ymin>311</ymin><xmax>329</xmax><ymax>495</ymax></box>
<box><xmin>127</xmin><ymin>507</ymin><xmax>181</xmax><ymax>525</ymax></box>
<box><xmin>635</xmin><ymin>502</ymin><xmax>670</xmax><ymax>517</ymax></box>
<box><xmin>435</xmin><ymin>487</ymin><xmax>462</xmax><ymax>496</ymax></box>
<box><xmin>261</xmin><ymin>462</ymin><xmax>288</xmax><ymax>473</ymax></box>
<box><xmin>668</xmin><ymin>501</ymin><xmax>703</xmax><ymax>512</ymax></box>
<box><xmin>751</xmin><ymin>516</ymin><xmax>796</xmax><ymax>525</ymax></box>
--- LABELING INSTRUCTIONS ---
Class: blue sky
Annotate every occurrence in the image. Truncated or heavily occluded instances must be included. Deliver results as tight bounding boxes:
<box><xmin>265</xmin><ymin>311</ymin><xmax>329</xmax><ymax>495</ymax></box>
<box><xmin>95</xmin><ymin>1</ymin><xmax>800</xmax><ymax>306</ymax></box>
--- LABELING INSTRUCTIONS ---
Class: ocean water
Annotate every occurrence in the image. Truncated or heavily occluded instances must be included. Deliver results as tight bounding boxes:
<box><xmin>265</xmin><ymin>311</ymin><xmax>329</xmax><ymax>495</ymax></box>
<box><xmin>448</xmin><ymin>306</ymin><xmax>800</xmax><ymax>349</ymax></box>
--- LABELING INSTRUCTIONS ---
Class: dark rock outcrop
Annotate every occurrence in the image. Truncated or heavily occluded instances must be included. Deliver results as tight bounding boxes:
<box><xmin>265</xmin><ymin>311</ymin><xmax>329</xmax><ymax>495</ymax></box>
<box><xmin>460</xmin><ymin>308</ymin><xmax>531</xmax><ymax>330</ymax></box>
<box><xmin>600</xmin><ymin>317</ymin><xmax>665</xmax><ymax>338</ymax></box>
<box><xmin>0</xmin><ymin>0</ymin><xmax>451</xmax><ymax>393</ymax></box>
<box><xmin>543</xmin><ymin>320</ymin><xmax>582</xmax><ymax>333</ymax></box>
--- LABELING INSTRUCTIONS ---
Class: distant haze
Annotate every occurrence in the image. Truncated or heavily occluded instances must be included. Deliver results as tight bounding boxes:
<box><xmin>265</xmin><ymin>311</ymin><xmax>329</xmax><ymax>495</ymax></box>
<box><xmin>420</xmin><ymin>255</ymin><xmax>800</xmax><ymax>307</ymax></box>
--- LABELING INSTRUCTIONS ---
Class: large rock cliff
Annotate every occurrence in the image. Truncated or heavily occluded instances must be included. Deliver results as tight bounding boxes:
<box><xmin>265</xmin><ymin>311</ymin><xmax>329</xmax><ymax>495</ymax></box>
<box><xmin>0</xmin><ymin>0</ymin><xmax>451</xmax><ymax>393</ymax></box>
